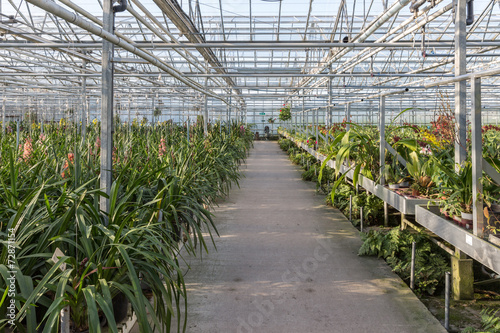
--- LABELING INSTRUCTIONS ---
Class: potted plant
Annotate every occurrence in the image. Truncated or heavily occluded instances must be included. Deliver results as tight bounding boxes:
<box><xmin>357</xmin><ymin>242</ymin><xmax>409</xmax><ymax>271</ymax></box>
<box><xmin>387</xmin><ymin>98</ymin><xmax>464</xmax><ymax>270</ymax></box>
<box><xmin>437</xmin><ymin>161</ymin><xmax>474</xmax><ymax>227</ymax></box>
<box><xmin>383</xmin><ymin>164</ymin><xmax>402</xmax><ymax>189</ymax></box>
<box><xmin>406</xmin><ymin>151</ymin><xmax>436</xmax><ymax>196</ymax></box>
<box><xmin>306</xmin><ymin>136</ymin><xmax>317</xmax><ymax>147</ymax></box>
<box><xmin>383</xmin><ymin>156</ymin><xmax>406</xmax><ymax>189</ymax></box>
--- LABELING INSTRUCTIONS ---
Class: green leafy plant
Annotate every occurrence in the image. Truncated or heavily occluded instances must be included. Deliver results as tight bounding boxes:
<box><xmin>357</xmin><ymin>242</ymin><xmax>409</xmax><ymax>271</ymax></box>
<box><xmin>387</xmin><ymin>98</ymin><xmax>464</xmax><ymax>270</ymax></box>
<box><xmin>319</xmin><ymin>125</ymin><xmax>380</xmax><ymax>203</ymax></box>
<box><xmin>0</xmin><ymin>120</ymin><xmax>253</xmax><ymax>332</ymax></box>
<box><xmin>278</xmin><ymin>138</ymin><xmax>294</xmax><ymax>151</ymax></box>
<box><xmin>461</xmin><ymin>309</ymin><xmax>500</xmax><ymax>333</ymax></box>
<box><xmin>278</xmin><ymin>104</ymin><xmax>292</xmax><ymax>121</ymax></box>
<box><xmin>406</xmin><ymin>151</ymin><xmax>436</xmax><ymax>196</ymax></box>
<box><xmin>383</xmin><ymin>163</ymin><xmax>405</xmax><ymax>185</ymax></box>
<box><xmin>436</xmin><ymin>161</ymin><xmax>473</xmax><ymax>215</ymax></box>
<box><xmin>359</xmin><ymin>228</ymin><xmax>449</xmax><ymax>295</ymax></box>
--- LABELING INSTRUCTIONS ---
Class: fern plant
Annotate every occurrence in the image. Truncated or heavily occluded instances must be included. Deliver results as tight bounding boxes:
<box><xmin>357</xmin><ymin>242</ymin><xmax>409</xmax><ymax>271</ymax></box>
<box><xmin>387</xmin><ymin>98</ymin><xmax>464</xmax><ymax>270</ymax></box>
<box><xmin>359</xmin><ymin>228</ymin><xmax>449</xmax><ymax>295</ymax></box>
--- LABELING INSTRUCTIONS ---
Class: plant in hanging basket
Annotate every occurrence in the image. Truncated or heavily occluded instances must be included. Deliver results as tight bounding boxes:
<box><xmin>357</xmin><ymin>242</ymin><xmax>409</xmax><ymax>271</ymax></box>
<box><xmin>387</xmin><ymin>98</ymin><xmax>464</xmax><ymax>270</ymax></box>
<box><xmin>278</xmin><ymin>104</ymin><xmax>292</xmax><ymax>121</ymax></box>
<box><xmin>268</xmin><ymin>117</ymin><xmax>276</xmax><ymax>124</ymax></box>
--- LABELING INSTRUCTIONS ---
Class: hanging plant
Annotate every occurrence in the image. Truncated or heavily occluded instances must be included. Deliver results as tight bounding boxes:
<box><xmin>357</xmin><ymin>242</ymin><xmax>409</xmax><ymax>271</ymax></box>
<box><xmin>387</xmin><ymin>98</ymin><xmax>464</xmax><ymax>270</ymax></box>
<box><xmin>268</xmin><ymin>117</ymin><xmax>276</xmax><ymax>124</ymax></box>
<box><xmin>278</xmin><ymin>104</ymin><xmax>292</xmax><ymax>121</ymax></box>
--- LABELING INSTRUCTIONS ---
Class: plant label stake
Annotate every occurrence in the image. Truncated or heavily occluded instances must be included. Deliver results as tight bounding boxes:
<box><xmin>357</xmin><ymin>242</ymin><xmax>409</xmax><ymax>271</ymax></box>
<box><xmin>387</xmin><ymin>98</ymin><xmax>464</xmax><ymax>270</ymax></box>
<box><xmin>445</xmin><ymin>271</ymin><xmax>450</xmax><ymax>330</ymax></box>
<box><xmin>410</xmin><ymin>241</ymin><xmax>416</xmax><ymax>290</ymax></box>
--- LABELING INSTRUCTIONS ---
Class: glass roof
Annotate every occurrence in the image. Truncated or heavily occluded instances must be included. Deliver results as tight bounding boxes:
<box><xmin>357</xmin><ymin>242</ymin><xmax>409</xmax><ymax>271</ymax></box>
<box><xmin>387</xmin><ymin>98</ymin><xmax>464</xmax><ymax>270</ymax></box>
<box><xmin>0</xmin><ymin>0</ymin><xmax>499</xmax><ymax>124</ymax></box>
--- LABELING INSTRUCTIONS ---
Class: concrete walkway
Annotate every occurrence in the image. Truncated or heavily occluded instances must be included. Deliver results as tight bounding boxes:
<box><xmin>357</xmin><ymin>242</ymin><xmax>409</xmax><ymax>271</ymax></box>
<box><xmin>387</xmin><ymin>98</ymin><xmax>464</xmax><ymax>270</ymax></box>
<box><xmin>176</xmin><ymin>141</ymin><xmax>446</xmax><ymax>333</ymax></box>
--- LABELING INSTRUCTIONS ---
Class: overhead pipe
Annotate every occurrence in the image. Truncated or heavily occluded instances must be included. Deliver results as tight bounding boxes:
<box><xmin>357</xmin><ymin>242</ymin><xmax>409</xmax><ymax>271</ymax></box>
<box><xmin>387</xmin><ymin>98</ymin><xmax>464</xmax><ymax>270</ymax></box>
<box><xmin>128</xmin><ymin>0</ymin><xmax>225</xmax><ymax>86</ymax></box>
<box><xmin>409</xmin><ymin>0</ymin><xmax>426</xmax><ymax>13</ymax></box>
<box><xmin>297</xmin><ymin>0</ymin><xmax>411</xmax><ymax>88</ymax></box>
<box><xmin>424</xmin><ymin>66</ymin><xmax>500</xmax><ymax>88</ymax></box>
<box><xmin>3</xmin><ymin>40</ymin><xmax>500</xmax><ymax>48</ymax></box>
<box><xmin>59</xmin><ymin>0</ymin><xmax>215</xmax><ymax>87</ymax></box>
<box><xmin>305</xmin><ymin>0</ymin><xmax>450</xmax><ymax>93</ymax></box>
<box><xmin>296</xmin><ymin>88</ymin><xmax>409</xmax><ymax>114</ymax></box>
<box><xmin>24</xmin><ymin>0</ymin><xmax>227</xmax><ymax>104</ymax></box>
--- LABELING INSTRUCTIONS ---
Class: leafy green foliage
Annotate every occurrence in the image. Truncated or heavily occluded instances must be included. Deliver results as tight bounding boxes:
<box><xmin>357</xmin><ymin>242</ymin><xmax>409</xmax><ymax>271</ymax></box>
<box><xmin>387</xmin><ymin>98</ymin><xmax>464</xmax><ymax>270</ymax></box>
<box><xmin>352</xmin><ymin>192</ymin><xmax>384</xmax><ymax>224</ymax></box>
<box><xmin>278</xmin><ymin>138</ymin><xmax>294</xmax><ymax>151</ymax></box>
<box><xmin>278</xmin><ymin>105</ymin><xmax>292</xmax><ymax>121</ymax></box>
<box><xmin>327</xmin><ymin>183</ymin><xmax>353</xmax><ymax>209</ymax></box>
<box><xmin>480</xmin><ymin>309</ymin><xmax>500</xmax><ymax>333</ymax></box>
<box><xmin>461</xmin><ymin>309</ymin><xmax>500</xmax><ymax>333</ymax></box>
<box><xmin>0</xmin><ymin>120</ymin><xmax>253</xmax><ymax>332</ymax></box>
<box><xmin>359</xmin><ymin>228</ymin><xmax>449</xmax><ymax>295</ymax></box>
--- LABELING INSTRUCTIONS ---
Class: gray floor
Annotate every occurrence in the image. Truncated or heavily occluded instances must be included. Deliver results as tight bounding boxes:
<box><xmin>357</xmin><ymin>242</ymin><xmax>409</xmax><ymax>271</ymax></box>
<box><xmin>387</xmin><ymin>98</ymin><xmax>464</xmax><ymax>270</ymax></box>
<box><xmin>171</xmin><ymin>141</ymin><xmax>446</xmax><ymax>333</ymax></box>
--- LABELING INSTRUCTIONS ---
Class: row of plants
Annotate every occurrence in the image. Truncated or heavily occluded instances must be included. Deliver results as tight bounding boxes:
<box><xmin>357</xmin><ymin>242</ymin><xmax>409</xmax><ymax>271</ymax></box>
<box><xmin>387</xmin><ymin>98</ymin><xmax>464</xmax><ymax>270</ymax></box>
<box><xmin>278</xmin><ymin>136</ymin><xmax>449</xmax><ymax>297</ymax></box>
<box><xmin>359</xmin><ymin>228</ymin><xmax>449</xmax><ymax>296</ymax></box>
<box><xmin>278</xmin><ymin>130</ymin><xmax>500</xmax><ymax>331</ymax></box>
<box><xmin>0</xmin><ymin>119</ymin><xmax>253</xmax><ymax>332</ymax></box>
<box><xmin>278</xmin><ymin>138</ymin><xmax>386</xmax><ymax>226</ymax></box>
<box><xmin>279</xmin><ymin>108</ymin><xmax>500</xmax><ymax>236</ymax></box>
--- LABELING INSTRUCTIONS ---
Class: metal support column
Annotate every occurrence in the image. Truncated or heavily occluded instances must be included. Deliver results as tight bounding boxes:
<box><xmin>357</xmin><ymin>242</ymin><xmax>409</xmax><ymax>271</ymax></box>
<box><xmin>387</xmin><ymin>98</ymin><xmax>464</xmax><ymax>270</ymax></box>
<box><xmin>315</xmin><ymin>109</ymin><xmax>318</xmax><ymax>150</ymax></box>
<box><xmin>82</xmin><ymin>59</ymin><xmax>87</xmax><ymax>137</ymax></box>
<box><xmin>292</xmin><ymin>107</ymin><xmax>295</xmax><ymax>132</ymax></box>
<box><xmin>100</xmin><ymin>0</ymin><xmax>114</xmax><ymax>218</ymax></box>
<box><xmin>455</xmin><ymin>0</ymin><xmax>467</xmax><ymax>166</ymax></box>
<box><xmin>302</xmin><ymin>97</ymin><xmax>306</xmax><ymax>137</ymax></box>
<box><xmin>380</xmin><ymin>96</ymin><xmax>388</xmax><ymax>226</ymax></box>
<box><xmin>328</xmin><ymin>65</ymin><xmax>333</xmax><ymax>127</ymax></box>
<box><xmin>2</xmin><ymin>95</ymin><xmax>5</xmax><ymax>134</ymax></box>
<box><xmin>471</xmin><ymin>77</ymin><xmax>483</xmax><ymax>237</ymax></box>
<box><xmin>226</xmin><ymin>98</ymin><xmax>230</xmax><ymax>128</ymax></box>
<box><xmin>228</xmin><ymin>96</ymin><xmax>232</xmax><ymax>127</ymax></box>
<box><xmin>127</xmin><ymin>92</ymin><xmax>131</xmax><ymax>130</ymax></box>
<box><xmin>204</xmin><ymin>79</ymin><xmax>208</xmax><ymax>137</ymax></box>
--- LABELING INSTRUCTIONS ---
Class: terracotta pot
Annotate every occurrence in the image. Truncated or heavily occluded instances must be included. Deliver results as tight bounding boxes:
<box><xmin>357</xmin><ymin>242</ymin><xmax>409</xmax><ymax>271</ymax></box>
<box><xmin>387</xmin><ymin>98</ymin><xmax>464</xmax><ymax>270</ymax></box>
<box><xmin>411</xmin><ymin>188</ymin><xmax>420</xmax><ymax>196</ymax></box>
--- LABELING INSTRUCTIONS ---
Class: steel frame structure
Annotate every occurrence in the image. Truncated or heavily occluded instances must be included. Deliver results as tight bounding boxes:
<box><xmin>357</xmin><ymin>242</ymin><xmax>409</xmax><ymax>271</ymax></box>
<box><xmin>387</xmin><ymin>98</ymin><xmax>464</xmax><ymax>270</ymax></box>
<box><xmin>0</xmin><ymin>0</ymin><xmax>498</xmax><ymax>128</ymax></box>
